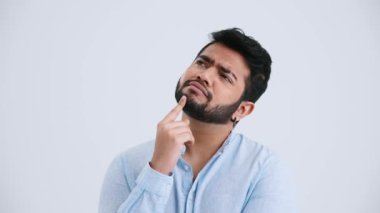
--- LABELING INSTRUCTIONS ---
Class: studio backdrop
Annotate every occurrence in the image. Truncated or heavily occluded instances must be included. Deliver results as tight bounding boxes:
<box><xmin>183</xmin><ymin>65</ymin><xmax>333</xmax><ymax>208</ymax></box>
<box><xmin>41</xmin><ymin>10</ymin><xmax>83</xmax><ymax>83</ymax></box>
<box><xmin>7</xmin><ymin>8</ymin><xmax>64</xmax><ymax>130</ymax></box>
<box><xmin>1</xmin><ymin>0</ymin><xmax>379</xmax><ymax>212</ymax></box>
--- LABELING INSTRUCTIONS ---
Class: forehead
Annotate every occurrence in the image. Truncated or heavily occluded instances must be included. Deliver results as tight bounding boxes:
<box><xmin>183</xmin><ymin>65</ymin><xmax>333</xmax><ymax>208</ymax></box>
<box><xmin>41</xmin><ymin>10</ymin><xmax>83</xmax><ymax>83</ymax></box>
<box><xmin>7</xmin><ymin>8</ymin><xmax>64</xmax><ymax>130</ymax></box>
<box><xmin>198</xmin><ymin>43</ymin><xmax>250</xmax><ymax>81</ymax></box>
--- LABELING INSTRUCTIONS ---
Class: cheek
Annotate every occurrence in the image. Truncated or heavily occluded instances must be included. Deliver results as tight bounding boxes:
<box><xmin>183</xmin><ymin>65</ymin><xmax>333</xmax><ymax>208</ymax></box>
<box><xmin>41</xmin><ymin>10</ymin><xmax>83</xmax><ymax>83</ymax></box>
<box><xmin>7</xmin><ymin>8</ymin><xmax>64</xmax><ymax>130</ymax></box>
<box><xmin>179</xmin><ymin>73</ymin><xmax>190</xmax><ymax>85</ymax></box>
<box><xmin>213</xmin><ymin>84</ymin><xmax>243</xmax><ymax>102</ymax></box>
<box><xmin>180</xmin><ymin>70</ymin><xmax>194</xmax><ymax>82</ymax></box>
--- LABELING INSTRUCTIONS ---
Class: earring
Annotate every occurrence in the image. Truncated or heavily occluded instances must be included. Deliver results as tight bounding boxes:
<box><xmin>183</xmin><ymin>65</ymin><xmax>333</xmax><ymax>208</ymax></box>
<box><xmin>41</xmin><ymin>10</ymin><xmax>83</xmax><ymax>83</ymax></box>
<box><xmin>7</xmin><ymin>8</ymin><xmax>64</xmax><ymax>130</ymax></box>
<box><xmin>230</xmin><ymin>117</ymin><xmax>239</xmax><ymax>127</ymax></box>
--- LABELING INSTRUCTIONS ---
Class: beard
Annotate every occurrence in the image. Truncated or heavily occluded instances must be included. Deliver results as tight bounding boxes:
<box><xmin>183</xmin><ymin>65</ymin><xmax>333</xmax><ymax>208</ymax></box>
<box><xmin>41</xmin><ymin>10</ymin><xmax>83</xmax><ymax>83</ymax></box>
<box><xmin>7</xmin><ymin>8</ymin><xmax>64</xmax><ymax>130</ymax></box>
<box><xmin>174</xmin><ymin>78</ymin><xmax>242</xmax><ymax>124</ymax></box>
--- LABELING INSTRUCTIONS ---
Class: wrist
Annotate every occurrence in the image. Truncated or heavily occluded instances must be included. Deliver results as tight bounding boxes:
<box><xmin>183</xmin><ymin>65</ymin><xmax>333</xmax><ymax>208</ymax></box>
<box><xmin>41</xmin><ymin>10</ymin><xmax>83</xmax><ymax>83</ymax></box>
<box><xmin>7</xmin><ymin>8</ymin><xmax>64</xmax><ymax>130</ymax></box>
<box><xmin>149</xmin><ymin>161</ymin><xmax>172</xmax><ymax>176</ymax></box>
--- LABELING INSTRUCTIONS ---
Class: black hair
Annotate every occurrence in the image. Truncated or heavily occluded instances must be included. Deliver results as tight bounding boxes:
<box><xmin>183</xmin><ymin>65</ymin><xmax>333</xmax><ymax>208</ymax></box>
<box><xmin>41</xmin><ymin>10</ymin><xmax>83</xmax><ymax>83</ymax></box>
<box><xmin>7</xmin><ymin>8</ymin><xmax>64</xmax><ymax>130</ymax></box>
<box><xmin>196</xmin><ymin>28</ymin><xmax>272</xmax><ymax>103</ymax></box>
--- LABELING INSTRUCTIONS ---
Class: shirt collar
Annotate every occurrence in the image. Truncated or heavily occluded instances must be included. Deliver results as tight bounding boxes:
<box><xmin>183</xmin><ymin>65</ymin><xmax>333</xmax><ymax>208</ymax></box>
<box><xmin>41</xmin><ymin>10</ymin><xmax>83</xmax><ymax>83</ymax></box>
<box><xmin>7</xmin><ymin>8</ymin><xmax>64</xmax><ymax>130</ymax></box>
<box><xmin>180</xmin><ymin>129</ymin><xmax>237</xmax><ymax>156</ymax></box>
<box><xmin>217</xmin><ymin>129</ymin><xmax>236</xmax><ymax>154</ymax></box>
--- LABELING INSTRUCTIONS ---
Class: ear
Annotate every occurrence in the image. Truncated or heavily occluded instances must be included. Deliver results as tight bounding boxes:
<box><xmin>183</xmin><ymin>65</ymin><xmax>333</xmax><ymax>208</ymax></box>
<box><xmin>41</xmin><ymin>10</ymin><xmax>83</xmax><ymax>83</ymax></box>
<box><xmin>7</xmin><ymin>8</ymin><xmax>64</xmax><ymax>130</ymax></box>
<box><xmin>232</xmin><ymin>101</ymin><xmax>255</xmax><ymax>121</ymax></box>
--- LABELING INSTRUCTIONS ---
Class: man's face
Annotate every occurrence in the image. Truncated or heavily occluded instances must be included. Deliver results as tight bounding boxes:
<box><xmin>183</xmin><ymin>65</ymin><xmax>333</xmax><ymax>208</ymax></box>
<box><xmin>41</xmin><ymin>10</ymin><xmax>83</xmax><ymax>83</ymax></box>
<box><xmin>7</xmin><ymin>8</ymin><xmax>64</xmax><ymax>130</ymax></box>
<box><xmin>175</xmin><ymin>43</ymin><xmax>250</xmax><ymax>124</ymax></box>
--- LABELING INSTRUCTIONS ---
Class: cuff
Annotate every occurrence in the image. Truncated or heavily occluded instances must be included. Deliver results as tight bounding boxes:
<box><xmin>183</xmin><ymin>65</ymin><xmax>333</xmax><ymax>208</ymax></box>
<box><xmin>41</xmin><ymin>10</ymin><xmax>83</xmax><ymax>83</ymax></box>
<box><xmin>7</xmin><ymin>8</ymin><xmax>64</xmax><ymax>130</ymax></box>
<box><xmin>135</xmin><ymin>162</ymin><xmax>174</xmax><ymax>197</ymax></box>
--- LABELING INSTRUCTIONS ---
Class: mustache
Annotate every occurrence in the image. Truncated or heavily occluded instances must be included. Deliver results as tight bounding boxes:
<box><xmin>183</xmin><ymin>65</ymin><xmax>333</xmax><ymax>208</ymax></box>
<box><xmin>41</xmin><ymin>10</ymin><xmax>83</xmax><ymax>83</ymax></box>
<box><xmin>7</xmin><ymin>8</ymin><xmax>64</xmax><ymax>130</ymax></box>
<box><xmin>182</xmin><ymin>79</ymin><xmax>213</xmax><ymax>101</ymax></box>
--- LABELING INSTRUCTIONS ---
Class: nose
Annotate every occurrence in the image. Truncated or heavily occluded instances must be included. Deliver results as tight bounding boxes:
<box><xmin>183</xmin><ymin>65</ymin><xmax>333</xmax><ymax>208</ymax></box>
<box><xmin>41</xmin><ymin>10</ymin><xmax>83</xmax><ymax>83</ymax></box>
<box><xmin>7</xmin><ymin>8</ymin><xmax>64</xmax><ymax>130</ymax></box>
<box><xmin>196</xmin><ymin>67</ymin><xmax>215</xmax><ymax>88</ymax></box>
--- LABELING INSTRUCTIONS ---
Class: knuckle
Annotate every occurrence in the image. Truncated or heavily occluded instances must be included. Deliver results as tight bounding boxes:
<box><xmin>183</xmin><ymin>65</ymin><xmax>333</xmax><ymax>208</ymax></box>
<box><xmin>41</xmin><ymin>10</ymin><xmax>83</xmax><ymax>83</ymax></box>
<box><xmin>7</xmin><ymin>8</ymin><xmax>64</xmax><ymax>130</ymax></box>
<box><xmin>161</xmin><ymin>123</ymin><xmax>171</xmax><ymax>131</ymax></box>
<box><xmin>161</xmin><ymin>124</ymin><xmax>168</xmax><ymax>131</ymax></box>
<box><xmin>167</xmin><ymin>129</ymin><xmax>175</xmax><ymax>137</ymax></box>
<box><xmin>173</xmin><ymin>135</ymin><xmax>182</xmax><ymax>142</ymax></box>
<box><xmin>174</xmin><ymin>138</ymin><xmax>182</xmax><ymax>145</ymax></box>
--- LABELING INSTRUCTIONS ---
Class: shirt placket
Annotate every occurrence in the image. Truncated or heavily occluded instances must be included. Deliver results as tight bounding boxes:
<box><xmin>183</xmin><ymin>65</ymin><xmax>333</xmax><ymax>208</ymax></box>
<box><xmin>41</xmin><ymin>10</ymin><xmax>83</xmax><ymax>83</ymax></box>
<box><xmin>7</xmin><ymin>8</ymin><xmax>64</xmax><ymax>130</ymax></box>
<box><xmin>178</xmin><ymin>131</ymin><xmax>235</xmax><ymax>213</ymax></box>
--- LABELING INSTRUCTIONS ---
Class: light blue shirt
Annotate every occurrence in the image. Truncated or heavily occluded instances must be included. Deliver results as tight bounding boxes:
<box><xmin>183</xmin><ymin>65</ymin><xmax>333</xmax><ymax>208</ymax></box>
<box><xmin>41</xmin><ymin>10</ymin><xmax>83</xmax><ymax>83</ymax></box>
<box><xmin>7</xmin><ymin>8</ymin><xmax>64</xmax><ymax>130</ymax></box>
<box><xmin>99</xmin><ymin>130</ymin><xmax>298</xmax><ymax>213</ymax></box>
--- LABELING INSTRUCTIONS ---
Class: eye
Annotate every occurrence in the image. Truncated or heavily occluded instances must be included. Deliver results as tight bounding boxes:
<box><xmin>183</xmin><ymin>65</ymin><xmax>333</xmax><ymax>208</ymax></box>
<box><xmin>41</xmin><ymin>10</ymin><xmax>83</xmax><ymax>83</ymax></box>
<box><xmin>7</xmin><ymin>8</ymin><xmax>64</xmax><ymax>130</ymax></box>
<box><xmin>220</xmin><ymin>73</ymin><xmax>233</xmax><ymax>83</ymax></box>
<box><xmin>195</xmin><ymin>59</ymin><xmax>207</xmax><ymax>68</ymax></box>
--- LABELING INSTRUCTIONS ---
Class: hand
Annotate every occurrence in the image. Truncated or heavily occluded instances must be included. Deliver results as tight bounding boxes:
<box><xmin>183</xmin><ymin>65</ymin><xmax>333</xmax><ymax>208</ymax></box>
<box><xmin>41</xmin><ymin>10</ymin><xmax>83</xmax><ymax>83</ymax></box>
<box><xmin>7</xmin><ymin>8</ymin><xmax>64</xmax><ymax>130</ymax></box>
<box><xmin>150</xmin><ymin>96</ymin><xmax>195</xmax><ymax>175</ymax></box>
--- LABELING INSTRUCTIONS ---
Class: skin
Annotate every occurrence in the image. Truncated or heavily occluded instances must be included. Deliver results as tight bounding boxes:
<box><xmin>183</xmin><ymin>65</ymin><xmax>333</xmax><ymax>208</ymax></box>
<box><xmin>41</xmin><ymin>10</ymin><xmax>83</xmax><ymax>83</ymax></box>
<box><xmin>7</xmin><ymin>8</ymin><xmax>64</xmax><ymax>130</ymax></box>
<box><xmin>150</xmin><ymin>43</ymin><xmax>255</xmax><ymax>181</ymax></box>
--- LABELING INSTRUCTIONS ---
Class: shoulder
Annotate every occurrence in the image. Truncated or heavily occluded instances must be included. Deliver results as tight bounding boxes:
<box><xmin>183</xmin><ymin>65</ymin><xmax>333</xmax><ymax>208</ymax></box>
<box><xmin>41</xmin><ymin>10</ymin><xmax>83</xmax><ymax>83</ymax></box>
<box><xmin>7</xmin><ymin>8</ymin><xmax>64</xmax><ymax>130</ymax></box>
<box><xmin>234</xmin><ymin>133</ymin><xmax>298</xmax><ymax>211</ymax></box>
<box><xmin>112</xmin><ymin>140</ymin><xmax>156</xmax><ymax>182</ymax></box>
<box><xmin>119</xmin><ymin>140</ymin><xmax>155</xmax><ymax>163</ymax></box>
<box><xmin>232</xmin><ymin>132</ymin><xmax>292</xmax><ymax>185</ymax></box>
<box><xmin>232</xmin><ymin>132</ymin><xmax>276</xmax><ymax>166</ymax></box>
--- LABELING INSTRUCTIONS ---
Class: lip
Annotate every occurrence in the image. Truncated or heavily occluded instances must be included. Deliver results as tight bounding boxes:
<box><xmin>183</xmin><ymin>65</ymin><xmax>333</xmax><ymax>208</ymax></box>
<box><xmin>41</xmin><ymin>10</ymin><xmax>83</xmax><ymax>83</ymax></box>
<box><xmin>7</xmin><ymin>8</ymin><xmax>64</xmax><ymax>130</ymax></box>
<box><xmin>188</xmin><ymin>81</ymin><xmax>208</xmax><ymax>97</ymax></box>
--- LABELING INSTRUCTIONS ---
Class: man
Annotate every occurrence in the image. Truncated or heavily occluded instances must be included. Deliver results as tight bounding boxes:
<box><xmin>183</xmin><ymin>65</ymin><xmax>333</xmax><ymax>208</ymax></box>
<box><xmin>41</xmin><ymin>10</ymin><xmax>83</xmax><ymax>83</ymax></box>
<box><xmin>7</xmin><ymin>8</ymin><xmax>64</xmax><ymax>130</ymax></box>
<box><xmin>99</xmin><ymin>28</ymin><xmax>297</xmax><ymax>213</ymax></box>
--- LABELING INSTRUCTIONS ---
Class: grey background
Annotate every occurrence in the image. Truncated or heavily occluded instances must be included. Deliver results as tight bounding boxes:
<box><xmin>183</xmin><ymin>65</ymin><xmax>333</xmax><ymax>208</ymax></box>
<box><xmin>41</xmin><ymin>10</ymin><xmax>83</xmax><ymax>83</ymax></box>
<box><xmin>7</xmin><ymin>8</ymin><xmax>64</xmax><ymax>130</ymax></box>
<box><xmin>1</xmin><ymin>0</ymin><xmax>379</xmax><ymax>212</ymax></box>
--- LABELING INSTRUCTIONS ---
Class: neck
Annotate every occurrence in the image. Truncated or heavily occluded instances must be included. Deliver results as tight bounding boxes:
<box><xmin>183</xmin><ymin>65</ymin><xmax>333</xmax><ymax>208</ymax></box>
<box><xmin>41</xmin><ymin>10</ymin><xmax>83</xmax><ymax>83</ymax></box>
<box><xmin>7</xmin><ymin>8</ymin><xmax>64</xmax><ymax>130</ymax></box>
<box><xmin>182</xmin><ymin>113</ymin><xmax>234</xmax><ymax>160</ymax></box>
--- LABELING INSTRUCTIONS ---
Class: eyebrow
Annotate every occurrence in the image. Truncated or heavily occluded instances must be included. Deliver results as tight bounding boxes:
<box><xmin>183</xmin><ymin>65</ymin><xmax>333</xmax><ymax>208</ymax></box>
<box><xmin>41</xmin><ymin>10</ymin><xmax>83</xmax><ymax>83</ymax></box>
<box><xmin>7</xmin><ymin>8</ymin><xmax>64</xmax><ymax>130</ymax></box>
<box><xmin>197</xmin><ymin>55</ymin><xmax>238</xmax><ymax>82</ymax></box>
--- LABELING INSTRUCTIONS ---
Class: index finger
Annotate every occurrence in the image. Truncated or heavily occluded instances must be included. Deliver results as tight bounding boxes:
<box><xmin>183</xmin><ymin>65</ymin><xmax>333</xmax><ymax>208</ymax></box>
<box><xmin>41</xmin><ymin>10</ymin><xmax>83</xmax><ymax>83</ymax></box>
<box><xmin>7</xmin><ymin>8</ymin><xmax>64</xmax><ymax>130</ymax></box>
<box><xmin>162</xmin><ymin>96</ymin><xmax>187</xmax><ymax>123</ymax></box>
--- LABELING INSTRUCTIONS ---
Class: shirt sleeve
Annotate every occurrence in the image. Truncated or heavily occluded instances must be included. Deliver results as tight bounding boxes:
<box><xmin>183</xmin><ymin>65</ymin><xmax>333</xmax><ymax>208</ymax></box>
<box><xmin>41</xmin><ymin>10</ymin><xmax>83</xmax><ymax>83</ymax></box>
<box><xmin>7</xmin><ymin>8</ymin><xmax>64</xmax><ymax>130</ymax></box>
<box><xmin>241</xmin><ymin>153</ymin><xmax>298</xmax><ymax>213</ymax></box>
<box><xmin>98</xmin><ymin>154</ymin><xmax>174</xmax><ymax>213</ymax></box>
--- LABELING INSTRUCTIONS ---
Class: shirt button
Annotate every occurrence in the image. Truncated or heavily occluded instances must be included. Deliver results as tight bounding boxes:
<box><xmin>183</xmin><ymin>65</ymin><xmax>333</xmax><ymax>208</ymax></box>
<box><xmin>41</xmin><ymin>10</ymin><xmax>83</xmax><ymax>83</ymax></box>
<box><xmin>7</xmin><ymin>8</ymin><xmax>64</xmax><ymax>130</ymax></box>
<box><xmin>184</xmin><ymin>165</ymin><xmax>189</xmax><ymax>171</ymax></box>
